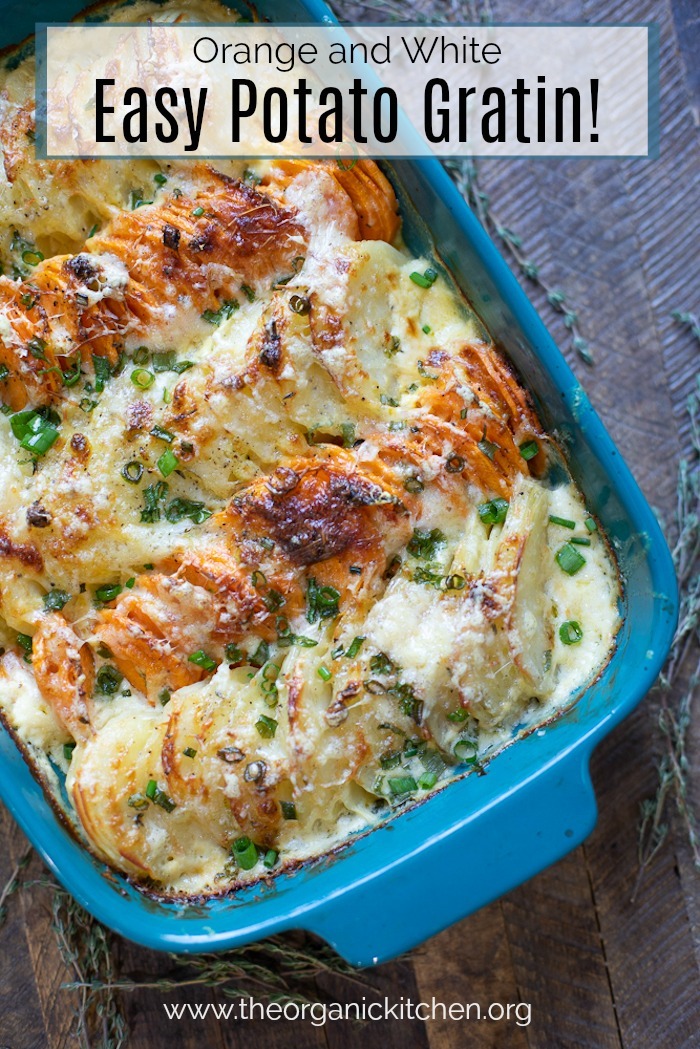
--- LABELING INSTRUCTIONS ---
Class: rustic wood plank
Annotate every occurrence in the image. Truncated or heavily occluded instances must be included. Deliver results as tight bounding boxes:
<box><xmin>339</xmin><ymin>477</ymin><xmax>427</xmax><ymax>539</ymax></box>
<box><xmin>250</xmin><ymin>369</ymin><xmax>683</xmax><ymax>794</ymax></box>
<box><xmin>0</xmin><ymin>809</ymin><xmax>47</xmax><ymax>1049</ymax></box>
<box><xmin>502</xmin><ymin>851</ymin><xmax>622</xmax><ymax>1049</ymax></box>
<box><xmin>321</xmin><ymin>957</ymin><xmax>431</xmax><ymax>1049</ymax></box>
<box><xmin>412</xmin><ymin>900</ymin><xmax>529</xmax><ymax>1049</ymax></box>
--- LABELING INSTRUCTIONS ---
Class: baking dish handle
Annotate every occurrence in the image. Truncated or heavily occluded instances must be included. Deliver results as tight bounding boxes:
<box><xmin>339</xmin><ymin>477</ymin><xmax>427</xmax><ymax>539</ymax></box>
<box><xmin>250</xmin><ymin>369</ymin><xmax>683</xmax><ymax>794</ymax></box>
<box><xmin>304</xmin><ymin>750</ymin><xmax>597</xmax><ymax>967</ymax></box>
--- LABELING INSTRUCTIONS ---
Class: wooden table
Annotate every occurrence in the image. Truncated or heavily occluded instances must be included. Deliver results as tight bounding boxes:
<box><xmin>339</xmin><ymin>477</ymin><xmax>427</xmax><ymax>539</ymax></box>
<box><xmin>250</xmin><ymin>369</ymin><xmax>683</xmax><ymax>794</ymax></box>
<box><xmin>1</xmin><ymin>0</ymin><xmax>699</xmax><ymax>1046</ymax></box>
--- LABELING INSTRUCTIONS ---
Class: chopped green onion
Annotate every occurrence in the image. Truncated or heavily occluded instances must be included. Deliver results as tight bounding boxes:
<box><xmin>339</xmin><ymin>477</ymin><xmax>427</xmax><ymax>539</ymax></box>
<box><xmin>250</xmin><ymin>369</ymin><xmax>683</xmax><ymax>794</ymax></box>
<box><xmin>151</xmin><ymin>786</ymin><xmax>176</xmax><ymax>812</ymax></box>
<box><xmin>445</xmin><ymin>574</ymin><xmax>466</xmax><ymax>591</ymax></box>
<box><xmin>249</xmin><ymin>640</ymin><xmax>270</xmax><ymax>668</ymax></box>
<box><xmin>306</xmin><ymin>578</ymin><xmax>340</xmax><ymax>624</ymax></box>
<box><xmin>225</xmin><ymin>643</ymin><xmax>244</xmax><ymax>663</ymax></box>
<box><xmin>422</xmin><ymin>324</ymin><xmax>432</xmax><ymax>334</ymax></box>
<box><xmin>478</xmin><ymin>498</ymin><xmax>509</xmax><ymax>526</ymax></box>
<box><xmin>556</xmin><ymin>543</ymin><xmax>587</xmax><ymax>575</ymax></box>
<box><xmin>127</xmin><ymin>792</ymin><xmax>149</xmax><ymax>810</ymax></box>
<box><xmin>263</xmin><ymin>588</ymin><xmax>285</xmax><ymax>612</ymax></box>
<box><xmin>280</xmin><ymin>800</ymin><xmax>297</xmax><ymax>820</ymax></box>
<box><xmin>447</xmin><ymin>709</ymin><xmax>469</xmax><ymax>723</ymax></box>
<box><xmin>445</xmin><ymin>454</ymin><xmax>465</xmax><ymax>473</ymax></box>
<box><xmin>145</xmin><ymin>779</ymin><xmax>157</xmax><ymax>799</ymax></box>
<box><xmin>130</xmin><ymin>191</ymin><xmax>152</xmax><ymax>209</ymax></box>
<box><xmin>150</xmin><ymin>424</ymin><xmax>174</xmax><ymax>442</ymax></box>
<box><xmin>153</xmin><ymin>172</ymin><xmax>168</xmax><ymax>186</ymax></box>
<box><xmin>131</xmin><ymin>368</ymin><xmax>154</xmax><ymax>389</ymax></box>
<box><xmin>16</xmin><ymin>633</ymin><xmax>33</xmax><ymax>662</ymax></box>
<box><xmin>95</xmin><ymin>583</ymin><xmax>121</xmax><ymax>603</ymax></box>
<box><xmin>241</xmin><ymin>284</ymin><xmax>256</xmax><ymax>302</ymax></box>
<box><xmin>63</xmin><ymin>741</ymin><xmax>76</xmax><ymax>762</ymax></box>
<box><xmin>164</xmin><ymin>497</ymin><xmax>211</xmax><ymax>525</ymax></box>
<box><xmin>121</xmin><ymin>460</ymin><xmax>143</xmax><ymax>484</ymax></box>
<box><xmin>407</xmin><ymin>527</ymin><xmax>445</xmax><ymax>560</ymax></box>
<box><xmin>549</xmin><ymin>515</ymin><xmax>576</xmax><ymax>529</ymax></box>
<box><xmin>201</xmin><ymin>299</ymin><xmax>239</xmax><ymax>325</ymax></box>
<box><xmin>158</xmin><ymin>689</ymin><xmax>171</xmax><ymax>706</ymax></box>
<box><xmin>289</xmin><ymin>294</ymin><xmax>310</xmax><ymax>315</ymax></box>
<box><xmin>21</xmin><ymin>248</ymin><xmax>44</xmax><ymax>266</ymax></box>
<box><xmin>345</xmin><ymin>636</ymin><xmax>366</xmax><ymax>659</ymax></box>
<box><xmin>570</xmin><ymin>536</ymin><xmax>591</xmax><ymax>546</ymax></box>
<box><xmin>584</xmin><ymin>517</ymin><xmax>598</xmax><ymax>533</ymax></box>
<box><xmin>191</xmin><ymin>206</ymin><xmax>204</xmax><ymax>217</ymax></box>
<box><xmin>231</xmin><ymin>836</ymin><xmax>258</xmax><ymax>870</ymax></box>
<box><xmin>388</xmin><ymin>776</ymin><xmax>417</xmax><ymax>795</ymax></box>
<box><xmin>188</xmin><ymin>650</ymin><xmax>217</xmax><ymax>672</ymax></box>
<box><xmin>140</xmin><ymin>481</ymin><xmax>169</xmax><ymax>523</ymax></box>
<box><xmin>478</xmin><ymin>437</ymin><xmax>498</xmax><ymax>460</ymax></box>
<box><xmin>403</xmin><ymin>476</ymin><xmax>424</xmax><ymax>494</ymax></box>
<box><xmin>380</xmin><ymin>750</ymin><xmax>402</xmax><ymax>770</ymax></box>
<box><xmin>93</xmin><ymin>356</ymin><xmax>112</xmax><ymax>393</ymax></box>
<box><xmin>317</xmin><ymin>664</ymin><xmax>332</xmax><ymax>682</ymax></box>
<box><xmin>519</xmin><ymin>440</ymin><xmax>539</xmax><ymax>461</ymax></box>
<box><xmin>42</xmin><ymin>589</ymin><xmax>70</xmax><ymax>612</ymax></box>
<box><xmin>96</xmin><ymin>665</ymin><xmax>123</xmax><ymax>696</ymax></box>
<box><xmin>157</xmin><ymin>448</ymin><xmax>179</xmax><ymax>478</ymax></box>
<box><xmin>454</xmin><ymin>739</ymin><xmax>478</xmax><ymax>763</ymax></box>
<box><xmin>417</xmin><ymin>771</ymin><xmax>437</xmax><ymax>790</ymax></box>
<box><xmin>256</xmin><ymin>714</ymin><xmax>277</xmax><ymax>738</ymax></box>
<box><xmin>263</xmin><ymin>849</ymin><xmax>278</xmax><ymax>869</ymax></box>
<box><xmin>125</xmin><ymin>577</ymin><xmax>136</xmax><ymax>589</ymax></box>
<box><xmin>183</xmin><ymin>746</ymin><xmax>197</xmax><ymax>758</ymax></box>
<box><xmin>559</xmin><ymin>620</ymin><xmax>583</xmax><ymax>645</ymax></box>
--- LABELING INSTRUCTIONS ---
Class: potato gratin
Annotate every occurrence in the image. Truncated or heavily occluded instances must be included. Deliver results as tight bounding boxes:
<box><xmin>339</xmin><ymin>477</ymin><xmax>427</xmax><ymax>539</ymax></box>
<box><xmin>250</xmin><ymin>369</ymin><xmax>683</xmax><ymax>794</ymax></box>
<box><xmin>0</xmin><ymin>1</ymin><xmax>619</xmax><ymax>894</ymax></box>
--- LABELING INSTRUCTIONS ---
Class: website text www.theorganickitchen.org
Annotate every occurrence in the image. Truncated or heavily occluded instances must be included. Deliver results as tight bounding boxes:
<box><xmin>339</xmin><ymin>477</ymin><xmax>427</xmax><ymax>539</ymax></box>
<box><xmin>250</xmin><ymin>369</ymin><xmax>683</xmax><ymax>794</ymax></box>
<box><xmin>162</xmin><ymin>996</ymin><xmax>532</xmax><ymax>1027</ymax></box>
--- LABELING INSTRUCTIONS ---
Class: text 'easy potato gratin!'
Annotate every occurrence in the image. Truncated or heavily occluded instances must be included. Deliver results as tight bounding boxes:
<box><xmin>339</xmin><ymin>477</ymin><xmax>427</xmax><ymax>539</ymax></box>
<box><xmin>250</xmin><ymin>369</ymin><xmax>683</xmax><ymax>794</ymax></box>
<box><xmin>0</xmin><ymin>1</ymin><xmax>619</xmax><ymax>894</ymax></box>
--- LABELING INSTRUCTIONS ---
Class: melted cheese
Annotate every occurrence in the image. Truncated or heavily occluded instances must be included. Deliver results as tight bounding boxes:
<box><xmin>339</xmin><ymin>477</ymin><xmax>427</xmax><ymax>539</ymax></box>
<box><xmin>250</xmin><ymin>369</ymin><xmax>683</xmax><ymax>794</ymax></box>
<box><xmin>0</xmin><ymin>0</ymin><xmax>620</xmax><ymax>895</ymax></box>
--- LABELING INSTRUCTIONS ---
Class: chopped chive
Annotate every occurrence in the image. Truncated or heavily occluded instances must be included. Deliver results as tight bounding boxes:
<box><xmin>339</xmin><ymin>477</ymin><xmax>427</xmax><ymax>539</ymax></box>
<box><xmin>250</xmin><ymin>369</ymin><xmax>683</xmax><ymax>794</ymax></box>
<box><xmin>549</xmin><ymin>515</ymin><xmax>576</xmax><ymax>529</ymax></box>
<box><xmin>519</xmin><ymin>440</ymin><xmax>539</xmax><ymax>461</ymax></box>
<box><xmin>188</xmin><ymin>650</ymin><xmax>217</xmax><ymax>671</ymax></box>
<box><xmin>422</xmin><ymin>323</ymin><xmax>432</xmax><ymax>334</ymax></box>
<box><xmin>125</xmin><ymin>577</ymin><xmax>136</xmax><ymax>589</ymax></box>
<box><xmin>145</xmin><ymin>779</ymin><xmax>157</xmax><ymax>800</ymax></box>
<box><xmin>191</xmin><ymin>206</ymin><xmax>204</xmax><ymax>217</ymax></box>
<box><xmin>409</xmin><ymin>269</ymin><xmax>437</xmax><ymax>289</ymax></box>
<box><xmin>447</xmin><ymin>709</ymin><xmax>468</xmax><ymax>723</ymax></box>
<box><xmin>158</xmin><ymin>689</ymin><xmax>171</xmax><ymax>706</ymax></box>
<box><xmin>388</xmin><ymin>775</ymin><xmax>417</xmax><ymax>795</ymax></box>
<box><xmin>306</xmin><ymin>578</ymin><xmax>340</xmax><ymax>624</ymax></box>
<box><xmin>584</xmin><ymin>517</ymin><xmax>598</xmax><ymax>533</ymax></box>
<box><xmin>559</xmin><ymin>620</ymin><xmax>583</xmax><ymax>645</ymax></box>
<box><xmin>133</xmin><ymin>346</ymin><xmax>150</xmax><ymax>366</ymax></box>
<box><xmin>556</xmin><ymin>543</ymin><xmax>587</xmax><ymax>575</ymax></box>
<box><xmin>157</xmin><ymin>448</ymin><xmax>179</xmax><ymax>478</ymax></box>
<box><xmin>153</xmin><ymin>172</ymin><xmax>167</xmax><ymax>186</ymax></box>
<box><xmin>225</xmin><ymin>643</ymin><xmax>244</xmax><ymax>663</ymax></box>
<box><xmin>570</xmin><ymin>536</ymin><xmax>592</xmax><ymax>546</ymax></box>
<box><xmin>153</xmin><ymin>787</ymin><xmax>176</xmax><ymax>812</ymax></box>
<box><xmin>445</xmin><ymin>454</ymin><xmax>465</xmax><ymax>473</ymax></box>
<box><xmin>280</xmin><ymin>800</ymin><xmax>297</xmax><ymax>820</ymax></box>
<box><xmin>127</xmin><ymin>792</ymin><xmax>149</xmax><ymax>810</ymax></box>
<box><xmin>63</xmin><ymin>741</ymin><xmax>76</xmax><ymax>762</ymax></box>
<box><xmin>317</xmin><ymin>664</ymin><xmax>332</xmax><ymax>682</ymax></box>
<box><xmin>241</xmin><ymin>284</ymin><xmax>256</xmax><ymax>302</ymax></box>
<box><xmin>231</xmin><ymin>836</ymin><xmax>258</xmax><ymax>870</ymax></box>
<box><xmin>478</xmin><ymin>498</ymin><xmax>509</xmax><ymax>526</ymax></box>
<box><xmin>403</xmin><ymin>476</ymin><xmax>424</xmax><ymax>494</ymax></box>
<box><xmin>183</xmin><ymin>746</ymin><xmax>197</xmax><ymax>758</ymax></box>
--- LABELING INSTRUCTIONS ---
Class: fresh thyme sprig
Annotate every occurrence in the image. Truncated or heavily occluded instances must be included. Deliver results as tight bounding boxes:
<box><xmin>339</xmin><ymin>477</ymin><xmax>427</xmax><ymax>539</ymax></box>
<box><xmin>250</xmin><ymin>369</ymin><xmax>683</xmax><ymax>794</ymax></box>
<box><xmin>636</xmin><ymin>321</ymin><xmax>700</xmax><ymax>892</ymax></box>
<box><xmin>0</xmin><ymin>844</ymin><xmax>32</xmax><ymax>928</ymax></box>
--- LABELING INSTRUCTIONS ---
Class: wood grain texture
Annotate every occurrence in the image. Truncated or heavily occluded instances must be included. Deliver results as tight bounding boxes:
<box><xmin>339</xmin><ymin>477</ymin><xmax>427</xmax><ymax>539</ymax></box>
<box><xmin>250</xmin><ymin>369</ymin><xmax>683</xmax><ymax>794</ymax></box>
<box><xmin>1</xmin><ymin>0</ymin><xmax>699</xmax><ymax>1047</ymax></box>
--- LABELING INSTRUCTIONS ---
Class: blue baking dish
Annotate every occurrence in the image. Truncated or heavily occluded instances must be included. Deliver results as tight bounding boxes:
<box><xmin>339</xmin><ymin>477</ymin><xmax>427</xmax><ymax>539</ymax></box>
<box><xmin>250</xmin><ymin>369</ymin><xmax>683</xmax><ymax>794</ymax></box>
<box><xmin>0</xmin><ymin>0</ymin><xmax>678</xmax><ymax>966</ymax></box>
